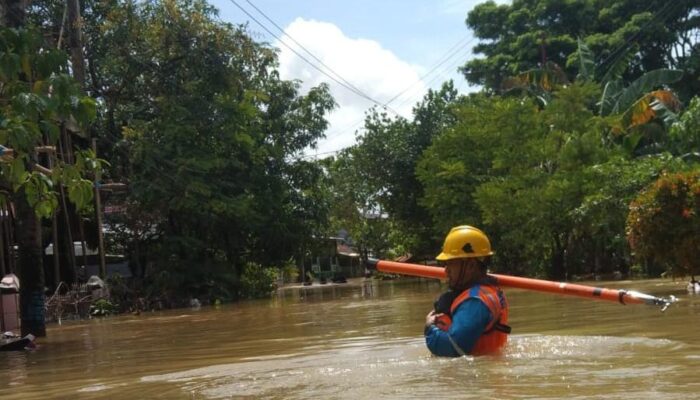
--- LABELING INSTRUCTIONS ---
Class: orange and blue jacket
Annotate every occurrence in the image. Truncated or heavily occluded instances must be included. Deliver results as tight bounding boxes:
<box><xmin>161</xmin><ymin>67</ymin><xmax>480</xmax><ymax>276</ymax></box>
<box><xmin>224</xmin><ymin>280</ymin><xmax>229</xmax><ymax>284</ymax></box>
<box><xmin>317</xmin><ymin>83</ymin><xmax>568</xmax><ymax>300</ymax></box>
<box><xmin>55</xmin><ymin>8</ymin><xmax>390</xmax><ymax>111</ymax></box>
<box><xmin>425</xmin><ymin>281</ymin><xmax>510</xmax><ymax>356</ymax></box>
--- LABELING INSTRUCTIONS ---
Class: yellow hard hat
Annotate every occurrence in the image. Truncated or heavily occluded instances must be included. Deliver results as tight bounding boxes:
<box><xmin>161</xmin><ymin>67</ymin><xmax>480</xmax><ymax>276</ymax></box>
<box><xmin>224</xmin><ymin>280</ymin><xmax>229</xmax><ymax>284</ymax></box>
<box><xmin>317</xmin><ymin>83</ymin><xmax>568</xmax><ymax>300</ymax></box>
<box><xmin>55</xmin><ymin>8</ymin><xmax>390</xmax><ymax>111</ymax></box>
<box><xmin>436</xmin><ymin>225</ymin><xmax>493</xmax><ymax>261</ymax></box>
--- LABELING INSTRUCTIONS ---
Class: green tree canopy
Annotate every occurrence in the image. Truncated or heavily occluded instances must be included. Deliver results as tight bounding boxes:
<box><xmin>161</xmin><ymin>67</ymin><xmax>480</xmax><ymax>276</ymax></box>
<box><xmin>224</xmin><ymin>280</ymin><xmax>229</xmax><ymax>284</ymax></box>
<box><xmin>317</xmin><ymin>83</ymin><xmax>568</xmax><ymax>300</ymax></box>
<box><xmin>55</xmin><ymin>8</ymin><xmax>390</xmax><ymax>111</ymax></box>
<box><xmin>29</xmin><ymin>0</ymin><xmax>335</xmax><ymax>298</ymax></box>
<box><xmin>350</xmin><ymin>82</ymin><xmax>460</xmax><ymax>257</ymax></box>
<box><xmin>416</xmin><ymin>83</ymin><xmax>683</xmax><ymax>278</ymax></box>
<box><xmin>463</xmin><ymin>0</ymin><xmax>700</xmax><ymax>98</ymax></box>
<box><xmin>627</xmin><ymin>171</ymin><xmax>700</xmax><ymax>277</ymax></box>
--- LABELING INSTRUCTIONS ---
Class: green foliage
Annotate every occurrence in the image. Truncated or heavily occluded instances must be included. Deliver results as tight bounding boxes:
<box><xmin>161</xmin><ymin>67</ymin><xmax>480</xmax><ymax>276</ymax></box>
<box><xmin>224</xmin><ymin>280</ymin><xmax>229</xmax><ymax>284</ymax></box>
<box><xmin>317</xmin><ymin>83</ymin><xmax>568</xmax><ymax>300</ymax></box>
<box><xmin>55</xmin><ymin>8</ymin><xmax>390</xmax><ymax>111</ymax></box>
<box><xmin>575</xmin><ymin>38</ymin><xmax>595</xmax><ymax>83</ymax></box>
<box><xmin>417</xmin><ymin>94</ymin><xmax>529</xmax><ymax>235</ymax></box>
<box><xmin>280</xmin><ymin>260</ymin><xmax>299</xmax><ymax>284</ymax></box>
<box><xmin>504</xmin><ymin>34</ymin><xmax>684</xmax><ymax>158</ymax></box>
<box><xmin>325</xmin><ymin>148</ymin><xmax>392</xmax><ymax>259</ymax></box>
<box><xmin>239</xmin><ymin>262</ymin><xmax>278</xmax><ymax>299</ymax></box>
<box><xmin>0</xmin><ymin>27</ymin><xmax>100</xmax><ymax>217</ymax></box>
<box><xmin>571</xmin><ymin>155</ymin><xmax>685</xmax><ymax>275</ymax></box>
<box><xmin>418</xmin><ymin>84</ymin><xmax>654</xmax><ymax>278</ymax></box>
<box><xmin>627</xmin><ymin>171</ymin><xmax>700</xmax><ymax>277</ymax></box>
<box><xmin>23</xmin><ymin>172</ymin><xmax>57</xmax><ymax>218</ymax></box>
<box><xmin>90</xmin><ymin>298</ymin><xmax>118</xmax><ymax>316</ymax></box>
<box><xmin>342</xmin><ymin>82</ymin><xmax>460</xmax><ymax>258</ymax></box>
<box><xmin>61</xmin><ymin>149</ymin><xmax>108</xmax><ymax>212</ymax></box>
<box><xmin>463</xmin><ymin>0</ymin><xmax>699</xmax><ymax>98</ymax></box>
<box><xmin>669</xmin><ymin>97</ymin><xmax>700</xmax><ymax>160</ymax></box>
<box><xmin>611</xmin><ymin>70</ymin><xmax>684</xmax><ymax>115</ymax></box>
<box><xmin>15</xmin><ymin>0</ymin><xmax>698</xmax><ymax>300</ymax></box>
<box><xmin>45</xmin><ymin>0</ymin><xmax>337</xmax><ymax>292</ymax></box>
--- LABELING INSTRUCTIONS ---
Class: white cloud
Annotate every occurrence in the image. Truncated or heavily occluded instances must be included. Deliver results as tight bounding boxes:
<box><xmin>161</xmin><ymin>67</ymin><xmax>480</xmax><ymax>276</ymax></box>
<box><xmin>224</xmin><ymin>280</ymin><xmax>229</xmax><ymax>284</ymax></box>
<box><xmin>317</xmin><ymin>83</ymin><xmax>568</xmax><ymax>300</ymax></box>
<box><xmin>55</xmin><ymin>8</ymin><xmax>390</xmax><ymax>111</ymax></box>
<box><xmin>438</xmin><ymin>0</ymin><xmax>512</xmax><ymax>16</ymax></box>
<box><xmin>275</xmin><ymin>18</ymin><xmax>427</xmax><ymax>157</ymax></box>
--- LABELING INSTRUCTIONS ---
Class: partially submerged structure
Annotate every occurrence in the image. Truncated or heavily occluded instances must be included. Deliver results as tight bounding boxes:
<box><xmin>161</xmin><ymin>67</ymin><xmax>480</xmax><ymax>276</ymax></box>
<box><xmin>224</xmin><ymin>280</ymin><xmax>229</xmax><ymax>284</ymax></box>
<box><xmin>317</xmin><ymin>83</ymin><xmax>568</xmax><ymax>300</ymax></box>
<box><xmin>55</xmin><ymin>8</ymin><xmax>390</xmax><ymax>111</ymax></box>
<box><xmin>301</xmin><ymin>236</ymin><xmax>362</xmax><ymax>284</ymax></box>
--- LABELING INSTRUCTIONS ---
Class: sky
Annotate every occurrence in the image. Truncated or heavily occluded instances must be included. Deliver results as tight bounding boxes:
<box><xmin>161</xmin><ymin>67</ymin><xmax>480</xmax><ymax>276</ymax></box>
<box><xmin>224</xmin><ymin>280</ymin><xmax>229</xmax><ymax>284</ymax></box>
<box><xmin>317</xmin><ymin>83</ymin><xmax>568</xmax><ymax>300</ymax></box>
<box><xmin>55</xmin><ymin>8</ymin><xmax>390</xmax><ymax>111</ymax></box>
<box><xmin>207</xmin><ymin>0</ymin><xmax>503</xmax><ymax>156</ymax></box>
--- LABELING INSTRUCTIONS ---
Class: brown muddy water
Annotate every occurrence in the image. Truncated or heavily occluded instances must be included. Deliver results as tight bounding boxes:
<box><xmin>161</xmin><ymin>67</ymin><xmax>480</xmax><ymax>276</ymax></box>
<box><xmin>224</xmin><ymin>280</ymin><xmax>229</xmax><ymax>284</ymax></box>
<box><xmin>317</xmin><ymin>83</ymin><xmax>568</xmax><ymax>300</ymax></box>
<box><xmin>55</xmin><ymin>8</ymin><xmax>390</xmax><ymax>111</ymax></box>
<box><xmin>1</xmin><ymin>278</ymin><xmax>700</xmax><ymax>399</ymax></box>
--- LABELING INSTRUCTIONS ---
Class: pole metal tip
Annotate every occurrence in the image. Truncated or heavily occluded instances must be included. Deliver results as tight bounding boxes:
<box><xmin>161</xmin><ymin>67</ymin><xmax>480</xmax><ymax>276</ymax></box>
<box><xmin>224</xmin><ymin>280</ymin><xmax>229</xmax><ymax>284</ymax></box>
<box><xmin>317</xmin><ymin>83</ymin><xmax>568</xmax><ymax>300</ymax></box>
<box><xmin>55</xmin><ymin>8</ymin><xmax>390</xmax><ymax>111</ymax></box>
<box><xmin>660</xmin><ymin>295</ymin><xmax>678</xmax><ymax>312</ymax></box>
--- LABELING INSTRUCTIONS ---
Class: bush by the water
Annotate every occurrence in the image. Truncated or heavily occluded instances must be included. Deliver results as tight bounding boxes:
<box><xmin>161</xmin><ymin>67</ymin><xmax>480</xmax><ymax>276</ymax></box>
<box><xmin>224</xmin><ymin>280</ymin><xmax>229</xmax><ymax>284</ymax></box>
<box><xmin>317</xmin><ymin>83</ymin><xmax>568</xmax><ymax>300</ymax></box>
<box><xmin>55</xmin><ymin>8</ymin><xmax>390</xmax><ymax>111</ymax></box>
<box><xmin>627</xmin><ymin>171</ymin><xmax>700</xmax><ymax>277</ymax></box>
<box><xmin>239</xmin><ymin>262</ymin><xmax>278</xmax><ymax>299</ymax></box>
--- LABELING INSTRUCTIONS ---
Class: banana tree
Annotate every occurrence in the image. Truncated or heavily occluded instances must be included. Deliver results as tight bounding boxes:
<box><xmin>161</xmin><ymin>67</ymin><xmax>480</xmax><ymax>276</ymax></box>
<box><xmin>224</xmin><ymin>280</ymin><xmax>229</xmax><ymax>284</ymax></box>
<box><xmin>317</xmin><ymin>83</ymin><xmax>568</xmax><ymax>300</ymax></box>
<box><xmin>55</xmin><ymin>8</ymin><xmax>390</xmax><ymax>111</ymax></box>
<box><xmin>510</xmin><ymin>38</ymin><xmax>684</xmax><ymax>128</ymax></box>
<box><xmin>573</xmin><ymin>39</ymin><xmax>684</xmax><ymax>154</ymax></box>
<box><xmin>500</xmin><ymin>61</ymin><xmax>570</xmax><ymax>107</ymax></box>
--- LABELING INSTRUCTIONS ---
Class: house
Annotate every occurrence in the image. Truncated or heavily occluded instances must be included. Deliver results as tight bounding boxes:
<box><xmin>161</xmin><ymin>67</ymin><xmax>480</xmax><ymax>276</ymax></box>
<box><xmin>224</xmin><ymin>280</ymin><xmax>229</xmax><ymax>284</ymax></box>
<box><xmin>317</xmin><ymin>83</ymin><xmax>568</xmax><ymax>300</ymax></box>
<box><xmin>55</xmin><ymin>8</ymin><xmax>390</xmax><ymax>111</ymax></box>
<box><xmin>301</xmin><ymin>236</ymin><xmax>362</xmax><ymax>284</ymax></box>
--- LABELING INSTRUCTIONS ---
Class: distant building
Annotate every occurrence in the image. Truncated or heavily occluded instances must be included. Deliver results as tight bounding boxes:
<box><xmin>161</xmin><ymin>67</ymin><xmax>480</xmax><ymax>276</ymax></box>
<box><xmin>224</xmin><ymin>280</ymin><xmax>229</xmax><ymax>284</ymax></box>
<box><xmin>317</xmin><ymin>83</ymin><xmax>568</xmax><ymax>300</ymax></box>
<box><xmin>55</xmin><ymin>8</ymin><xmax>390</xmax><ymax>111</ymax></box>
<box><xmin>301</xmin><ymin>236</ymin><xmax>362</xmax><ymax>283</ymax></box>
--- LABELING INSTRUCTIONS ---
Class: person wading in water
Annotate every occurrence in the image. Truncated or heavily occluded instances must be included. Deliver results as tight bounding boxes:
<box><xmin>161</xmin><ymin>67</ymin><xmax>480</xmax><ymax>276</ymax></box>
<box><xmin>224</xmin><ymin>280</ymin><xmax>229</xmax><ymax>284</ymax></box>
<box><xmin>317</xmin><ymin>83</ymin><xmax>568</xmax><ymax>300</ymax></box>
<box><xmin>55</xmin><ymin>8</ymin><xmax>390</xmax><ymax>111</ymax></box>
<box><xmin>424</xmin><ymin>226</ymin><xmax>511</xmax><ymax>356</ymax></box>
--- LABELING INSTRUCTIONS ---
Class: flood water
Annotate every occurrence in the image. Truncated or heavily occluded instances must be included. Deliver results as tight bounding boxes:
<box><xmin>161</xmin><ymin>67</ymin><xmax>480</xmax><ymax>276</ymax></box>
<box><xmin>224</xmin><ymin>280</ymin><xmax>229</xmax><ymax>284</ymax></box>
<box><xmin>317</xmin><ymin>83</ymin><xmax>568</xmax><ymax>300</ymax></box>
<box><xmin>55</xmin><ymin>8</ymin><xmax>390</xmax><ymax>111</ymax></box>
<box><xmin>2</xmin><ymin>277</ymin><xmax>700</xmax><ymax>399</ymax></box>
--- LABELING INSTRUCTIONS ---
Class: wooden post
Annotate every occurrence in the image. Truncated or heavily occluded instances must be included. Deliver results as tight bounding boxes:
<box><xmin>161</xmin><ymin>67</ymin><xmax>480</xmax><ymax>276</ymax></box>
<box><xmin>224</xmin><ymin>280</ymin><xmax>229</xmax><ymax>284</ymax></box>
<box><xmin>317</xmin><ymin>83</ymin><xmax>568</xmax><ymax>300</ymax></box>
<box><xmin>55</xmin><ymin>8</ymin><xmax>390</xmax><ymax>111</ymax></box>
<box><xmin>0</xmin><ymin>205</ymin><xmax>5</xmax><ymax>276</ymax></box>
<box><xmin>57</xmin><ymin>186</ymin><xmax>77</xmax><ymax>279</ymax></box>
<box><xmin>3</xmin><ymin>203</ymin><xmax>15</xmax><ymax>274</ymax></box>
<box><xmin>51</xmin><ymin>215</ymin><xmax>60</xmax><ymax>287</ymax></box>
<box><xmin>78</xmin><ymin>219</ymin><xmax>88</xmax><ymax>270</ymax></box>
<box><xmin>57</xmin><ymin>127</ymin><xmax>77</xmax><ymax>280</ymax></box>
<box><xmin>92</xmin><ymin>139</ymin><xmax>106</xmax><ymax>279</ymax></box>
<box><xmin>47</xmin><ymin>153</ymin><xmax>61</xmax><ymax>287</ymax></box>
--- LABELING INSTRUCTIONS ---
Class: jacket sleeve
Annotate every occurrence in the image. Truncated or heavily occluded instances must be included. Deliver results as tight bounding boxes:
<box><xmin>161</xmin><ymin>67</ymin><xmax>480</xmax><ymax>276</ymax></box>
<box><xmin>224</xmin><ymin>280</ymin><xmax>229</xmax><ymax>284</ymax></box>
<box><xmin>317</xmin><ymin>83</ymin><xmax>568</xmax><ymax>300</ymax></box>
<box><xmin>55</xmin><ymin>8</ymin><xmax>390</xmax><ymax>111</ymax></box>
<box><xmin>424</xmin><ymin>298</ymin><xmax>492</xmax><ymax>357</ymax></box>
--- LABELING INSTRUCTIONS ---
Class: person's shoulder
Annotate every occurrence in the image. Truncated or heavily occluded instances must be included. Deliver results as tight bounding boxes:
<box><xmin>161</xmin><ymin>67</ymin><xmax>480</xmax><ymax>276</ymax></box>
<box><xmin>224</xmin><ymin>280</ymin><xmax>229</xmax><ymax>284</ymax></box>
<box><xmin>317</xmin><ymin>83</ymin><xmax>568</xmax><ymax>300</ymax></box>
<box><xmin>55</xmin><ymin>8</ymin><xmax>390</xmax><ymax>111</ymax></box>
<box><xmin>453</xmin><ymin>296</ymin><xmax>490</xmax><ymax>314</ymax></box>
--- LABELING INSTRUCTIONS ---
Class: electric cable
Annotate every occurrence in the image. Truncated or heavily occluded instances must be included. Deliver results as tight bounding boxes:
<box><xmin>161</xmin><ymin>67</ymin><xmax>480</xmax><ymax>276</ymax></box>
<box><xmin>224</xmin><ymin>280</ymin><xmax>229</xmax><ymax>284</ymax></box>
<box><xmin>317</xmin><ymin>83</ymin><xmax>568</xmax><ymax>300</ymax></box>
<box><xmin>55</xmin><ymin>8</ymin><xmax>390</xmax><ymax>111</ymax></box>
<box><xmin>228</xmin><ymin>0</ymin><xmax>401</xmax><ymax>116</ymax></box>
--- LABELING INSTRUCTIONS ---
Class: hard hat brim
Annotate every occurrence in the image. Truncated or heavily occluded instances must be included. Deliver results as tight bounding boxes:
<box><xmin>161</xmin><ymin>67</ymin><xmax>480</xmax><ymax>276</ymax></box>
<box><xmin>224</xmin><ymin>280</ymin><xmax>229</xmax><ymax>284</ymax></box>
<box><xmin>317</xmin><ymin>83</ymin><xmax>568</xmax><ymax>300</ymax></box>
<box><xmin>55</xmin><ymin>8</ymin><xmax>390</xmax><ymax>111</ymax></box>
<box><xmin>435</xmin><ymin>252</ymin><xmax>450</xmax><ymax>261</ymax></box>
<box><xmin>435</xmin><ymin>251</ymin><xmax>494</xmax><ymax>261</ymax></box>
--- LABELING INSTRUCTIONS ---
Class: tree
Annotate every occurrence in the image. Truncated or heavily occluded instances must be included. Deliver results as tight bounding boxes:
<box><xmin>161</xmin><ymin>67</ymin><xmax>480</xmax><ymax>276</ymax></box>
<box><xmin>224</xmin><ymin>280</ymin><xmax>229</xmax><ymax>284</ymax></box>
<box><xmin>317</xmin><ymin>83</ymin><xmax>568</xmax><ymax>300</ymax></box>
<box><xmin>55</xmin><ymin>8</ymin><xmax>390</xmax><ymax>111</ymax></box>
<box><xmin>463</xmin><ymin>0</ymin><xmax>700</xmax><ymax>97</ymax></box>
<box><xmin>504</xmin><ymin>38</ymin><xmax>685</xmax><ymax>156</ymax></box>
<box><xmin>352</xmin><ymin>82</ymin><xmax>460</xmax><ymax>257</ymax></box>
<box><xmin>668</xmin><ymin>96</ymin><xmax>700</xmax><ymax>160</ymax></box>
<box><xmin>627</xmin><ymin>171</ymin><xmax>700</xmax><ymax>277</ymax></box>
<box><xmin>419</xmin><ymin>85</ymin><xmax>620</xmax><ymax>278</ymax></box>
<box><xmin>325</xmin><ymin>149</ymin><xmax>392</xmax><ymax>260</ymax></box>
<box><xmin>59</xmin><ymin>0</ymin><xmax>334</xmax><ymax>299</ymax></box>
<box><xmin>25</xmin><ymin>0</ymin><xmax>336</xmax><ymax>300</ymax></box>
<box><xmin>570</xmin><ymin>155</ymin><xmax>686</xmax><ymax>278</ymax></box>
<box><xmin>0</xmin><ymin>27</ymin><xmax>98</xmax><ymax>335</ymax></box>
<box><xmin>416</xmin><ymin>93</ymin><xmax>510</xmax><ymax>236</ymax></box>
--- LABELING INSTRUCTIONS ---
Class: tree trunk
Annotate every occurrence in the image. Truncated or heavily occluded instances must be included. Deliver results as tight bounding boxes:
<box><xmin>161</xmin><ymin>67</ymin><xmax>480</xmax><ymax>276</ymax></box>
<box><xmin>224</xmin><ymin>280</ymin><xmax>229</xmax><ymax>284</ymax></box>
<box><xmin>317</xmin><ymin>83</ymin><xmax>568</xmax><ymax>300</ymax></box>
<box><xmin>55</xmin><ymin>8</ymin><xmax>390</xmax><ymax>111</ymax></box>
<box><xmin>4</xmin><ymin>0</ymin><xmax>46</xmax><ymax>337</ymax></box>
<box><xmin>1</xmin><ymin>0</ymin><xmax>29</xmax><ymax>28</ymax></box>
<box><xmin>67</xmin><ymin>0</ymin><xmax>85</xmax><ymax>87</ymax></box>
<box><xmin>15</xmin><ymin>190</ymin><xmax>46</xmax><ymax>337</ymax></box>
<box><xmin>550</xmin><ymin>234</ymin><xmax>566</xmax><ymax>281</ymax></box>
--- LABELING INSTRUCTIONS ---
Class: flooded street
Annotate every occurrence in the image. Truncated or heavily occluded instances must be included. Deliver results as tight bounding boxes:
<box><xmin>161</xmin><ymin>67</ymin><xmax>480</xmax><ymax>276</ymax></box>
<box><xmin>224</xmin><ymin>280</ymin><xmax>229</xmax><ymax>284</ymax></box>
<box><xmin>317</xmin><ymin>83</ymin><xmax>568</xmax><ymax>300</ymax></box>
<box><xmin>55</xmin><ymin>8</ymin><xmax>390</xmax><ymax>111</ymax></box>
<box><xmin>2</xmin><ymin>278</ymin><xmax>700</xmax><ymax>399</ymax></box>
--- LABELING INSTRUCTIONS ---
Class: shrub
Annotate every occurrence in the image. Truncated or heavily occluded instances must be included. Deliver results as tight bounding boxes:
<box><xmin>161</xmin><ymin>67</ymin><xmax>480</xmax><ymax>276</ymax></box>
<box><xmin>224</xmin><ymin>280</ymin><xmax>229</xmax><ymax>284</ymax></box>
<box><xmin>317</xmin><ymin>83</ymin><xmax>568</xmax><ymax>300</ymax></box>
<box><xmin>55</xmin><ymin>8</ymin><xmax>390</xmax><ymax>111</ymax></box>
<box><xmin>90</xmin><ymin>299</ymin><xmax>118</xmax><ymax>316</ymax></box>
<box><xmin>239</xmin><ymin>262</ymin><xmax>278</xmax><ymax>299</ymax></box>
<box><xmin>627</xmin><ymin>172</ymin><xmax>700</xmax><ymax>277</ymax></box>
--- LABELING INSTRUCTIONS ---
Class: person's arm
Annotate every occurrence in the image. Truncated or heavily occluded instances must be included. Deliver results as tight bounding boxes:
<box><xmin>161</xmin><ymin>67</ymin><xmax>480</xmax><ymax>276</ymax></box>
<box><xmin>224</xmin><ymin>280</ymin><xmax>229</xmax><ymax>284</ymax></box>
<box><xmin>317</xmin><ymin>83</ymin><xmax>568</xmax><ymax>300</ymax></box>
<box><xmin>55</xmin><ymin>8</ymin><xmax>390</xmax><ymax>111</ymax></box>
<box><xmin>424</xmin><ymin>298</ymin><xmax>491</xmax><ymax>357</ymax></box>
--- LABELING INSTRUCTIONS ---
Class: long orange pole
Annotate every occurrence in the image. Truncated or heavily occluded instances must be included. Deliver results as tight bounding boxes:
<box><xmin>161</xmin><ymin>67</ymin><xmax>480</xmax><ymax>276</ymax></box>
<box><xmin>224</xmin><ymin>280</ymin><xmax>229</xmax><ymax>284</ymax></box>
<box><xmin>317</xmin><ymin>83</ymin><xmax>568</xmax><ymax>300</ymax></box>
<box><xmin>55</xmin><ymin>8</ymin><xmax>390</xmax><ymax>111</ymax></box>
<box><xmin>373</xmin><ymin>260</ymin><xmax>676</xmax><ymax>311</ymax></box>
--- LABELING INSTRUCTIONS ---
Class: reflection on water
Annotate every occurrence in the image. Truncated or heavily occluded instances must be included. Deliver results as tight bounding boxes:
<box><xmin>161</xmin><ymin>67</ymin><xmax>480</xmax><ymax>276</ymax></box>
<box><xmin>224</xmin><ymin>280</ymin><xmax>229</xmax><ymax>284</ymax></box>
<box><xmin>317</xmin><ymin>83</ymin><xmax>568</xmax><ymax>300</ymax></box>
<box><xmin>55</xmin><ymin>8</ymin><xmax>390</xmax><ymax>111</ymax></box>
<box><xmin>1</xmin><ymin>278</ymin><xmax>699</xmax><ymax>399</ymax></box>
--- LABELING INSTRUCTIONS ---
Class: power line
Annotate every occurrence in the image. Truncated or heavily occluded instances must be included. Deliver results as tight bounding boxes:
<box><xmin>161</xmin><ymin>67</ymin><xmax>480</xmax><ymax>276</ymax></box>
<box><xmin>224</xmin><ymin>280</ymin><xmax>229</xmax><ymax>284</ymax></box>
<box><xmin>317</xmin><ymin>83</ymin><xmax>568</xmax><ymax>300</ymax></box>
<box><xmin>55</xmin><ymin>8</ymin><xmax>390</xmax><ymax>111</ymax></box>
<box><xmin>243</xmin><ymin>0</ymin><xmax>377</xmax><ymax>107</ymax></box>
<box><xmin>394</xmin><ymin>45</ymin><xmax>473</xmax><ymax>111</ymax></box>
<box><xmin>382</xmin><ymin>34</ymin><xmax>475</xmax><ymax>107</ymax></box>
<box><xmin>229</xmin><ymin>0</ymin><xmax>401</xmax><ymax>116</ymax></box>
<box><xmin>595</xmin><ymin>1</ymin><xmax>680</xmax><ymax>75</ymax></box>
<box><xmin>232</xmin><ymin>1</ymin><xmax>478</xmax><ymax>159</ymax></box>
<box><xmin>322</xmin><ymin>35</ymin><xmax>475</xmax><ymax>140</ymax></box>
<box><xmin>307</xmin><ymin>38</ymin><xmax>477</xmax><ymax>159</ymax></box>
<box><xmin>237</xmin><ymin>0</ymin><xmax>475</xmax><ymax>121</ymax></box>
<box><xmin>304</xmin><ymin>52</ymin><xmax>473</xmax><ymax>160</ymax></box>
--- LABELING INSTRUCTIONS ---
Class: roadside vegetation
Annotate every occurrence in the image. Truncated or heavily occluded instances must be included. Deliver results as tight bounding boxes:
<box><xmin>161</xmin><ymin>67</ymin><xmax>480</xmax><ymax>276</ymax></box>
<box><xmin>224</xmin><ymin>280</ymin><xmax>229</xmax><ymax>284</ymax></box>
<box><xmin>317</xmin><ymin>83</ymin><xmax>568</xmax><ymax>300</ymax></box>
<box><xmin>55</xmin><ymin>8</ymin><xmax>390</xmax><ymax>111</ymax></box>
<box><xmin>0</xmin><ymin>0</ymin><xmax>698</xmax><ymax>331</ymax></box>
